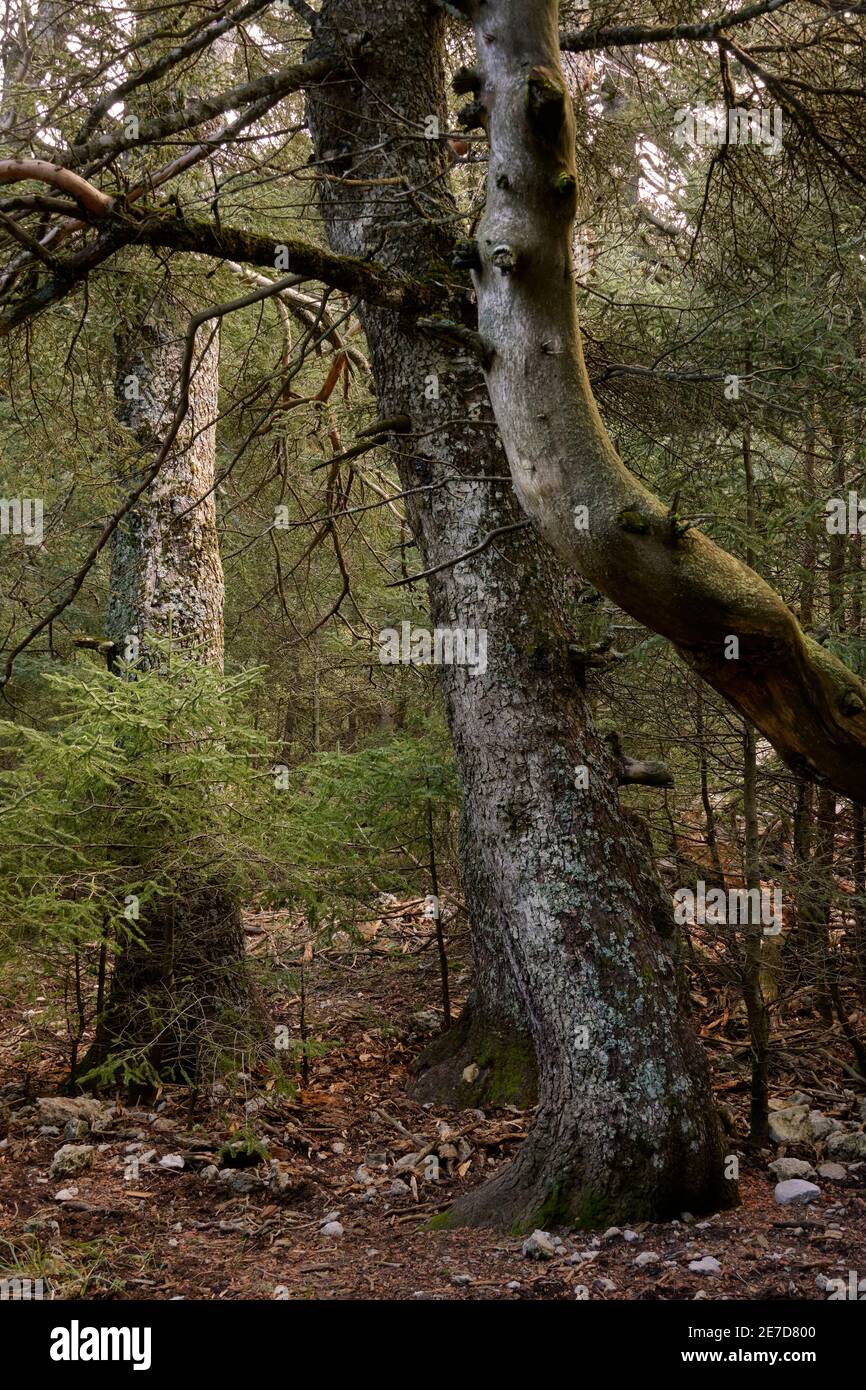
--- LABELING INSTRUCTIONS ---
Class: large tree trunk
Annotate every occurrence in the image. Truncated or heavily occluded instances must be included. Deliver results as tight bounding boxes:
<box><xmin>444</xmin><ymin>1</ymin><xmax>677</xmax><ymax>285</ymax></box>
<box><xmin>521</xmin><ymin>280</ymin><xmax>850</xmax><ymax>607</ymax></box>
<box><xmin>308</xmin><ymin>0</ymin><xmax>731</xmax><ymax>1228</ymax></box>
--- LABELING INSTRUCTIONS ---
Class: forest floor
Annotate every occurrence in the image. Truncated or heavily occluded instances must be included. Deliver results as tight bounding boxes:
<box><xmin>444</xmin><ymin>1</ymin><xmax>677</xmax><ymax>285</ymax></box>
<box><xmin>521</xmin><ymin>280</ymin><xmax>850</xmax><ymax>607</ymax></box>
<box><xmin>1</xmin><ymin>900</ymin><xmax>865</xmax><ymax>1302</ymax></box>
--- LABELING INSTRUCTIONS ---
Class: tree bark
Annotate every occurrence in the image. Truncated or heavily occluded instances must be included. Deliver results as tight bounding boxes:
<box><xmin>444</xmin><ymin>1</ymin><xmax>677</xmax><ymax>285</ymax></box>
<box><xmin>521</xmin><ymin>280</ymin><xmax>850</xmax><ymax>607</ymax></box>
<box><xmin>108</xmin><ymin>306</ymin><xmax>224</xmax><ymax>668</ymax></box>
<box><xmin>308</xmin><ymin>0</ymin><xmax>731</xmax><ymax>1228</ymax></box>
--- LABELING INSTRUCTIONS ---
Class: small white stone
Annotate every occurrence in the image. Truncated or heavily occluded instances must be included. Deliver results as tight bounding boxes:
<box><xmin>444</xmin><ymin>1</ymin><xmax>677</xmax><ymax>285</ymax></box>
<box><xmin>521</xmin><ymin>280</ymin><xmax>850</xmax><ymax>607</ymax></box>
<box><xmin>522</xmin><ymin>1229</ymin><xmax>557</xmax><ymax>1260</ymax></box>
<box><xmin>634</xmin><ymin>1250</ymin><xmax>660</xmax><ymax>1268</ymax></box>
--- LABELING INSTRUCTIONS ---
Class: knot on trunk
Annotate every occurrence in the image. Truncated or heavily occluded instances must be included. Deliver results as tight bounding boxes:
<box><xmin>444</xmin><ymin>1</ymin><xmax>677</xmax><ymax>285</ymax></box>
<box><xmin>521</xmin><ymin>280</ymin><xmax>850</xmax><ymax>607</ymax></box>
<box><xmin>490</xmin><ymin>243</ymin><xmax>518</xmax><ymax>275</ymax></box>
<box><xmin>525</xmin><ymin>67</ymin><xmax>567</xmax><ymax>144</ymax></box>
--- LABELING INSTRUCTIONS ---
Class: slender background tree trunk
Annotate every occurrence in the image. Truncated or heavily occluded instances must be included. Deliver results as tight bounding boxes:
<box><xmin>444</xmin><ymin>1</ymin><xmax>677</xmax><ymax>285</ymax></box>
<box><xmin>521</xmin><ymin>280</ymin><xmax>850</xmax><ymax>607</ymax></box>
<box><xmin>86</xmin><ymin>29</ymin><xmax>263</xmax><ymax>1089</ymax></box>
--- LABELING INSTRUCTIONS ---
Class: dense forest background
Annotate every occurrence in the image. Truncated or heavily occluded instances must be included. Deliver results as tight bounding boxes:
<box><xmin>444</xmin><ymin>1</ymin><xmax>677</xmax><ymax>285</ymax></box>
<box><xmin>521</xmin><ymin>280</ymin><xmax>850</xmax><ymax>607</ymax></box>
<box><xmin>0</xmin><ymin>0</ymin><xmax>865</xmax><ymax>1305</ymax></box>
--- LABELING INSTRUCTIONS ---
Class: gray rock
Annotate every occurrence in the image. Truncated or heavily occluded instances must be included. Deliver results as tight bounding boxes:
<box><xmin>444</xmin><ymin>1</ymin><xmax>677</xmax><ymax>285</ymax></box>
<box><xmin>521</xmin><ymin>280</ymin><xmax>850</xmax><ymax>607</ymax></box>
<box><xmin>23</xmin><ymin>1216</ymin><xmax>60</xmax><ymax>1239</ymax></box>
<box><xmin>768</xmin><ymin>1105</ymin><xmax>811</xmax><ymax>1146</ymax></box>
<box><xmin>389</xmin><ymin>1179</ymin><xmax>410</xmax><ymax>1195</ymax></box>
<box><xmin>450</xmin><ymin>1274</ymin><xmax>471</xmax><ymax>1287</ymax></box>
<box><xmin>688</xmin><ymin>1256</ymin><xmax>721</xmax><ymax>1275</ymax></box>
<box><xmin>522</xmin><ymin>1229</ymin><xmax>557</xmax><ymax>1260</ymax></box>
<box><xmin>826</xmin><ymin>1130</ymin><xmax>866</xmax><ymax>1162</ymax></box>
<box><xmin>807</xmin><ymin>1111</ymin><xmax>836</xmax><ymax>1142</ymax></box>
<box><xmin>567</xmin><ymin>1249</ymin><xmax>597</xmax><ymax>1265</ymax></box>
<box><xmin>200</xmin><ymin>1164</ymin><xmax>220</xmax><ymax>1182</ymax></box>
<box><xmin>768</xmin><ymin>1157</ymin><xmax>816</xmax><ymax>1182</ymax></box>
<box><xmin>53</xmin><ymin>1186</ymin><xmax>79</xmax><ymax>1201</ymax></box>
<box><xmin>594</xmin><ymin>1277</ymin><xmax>617</xmax><ymax>1293</ymax></box>
<box><xmin>634</xmin><ymin>1250</ymin><xmax>660</xmax><ymax>1267</ymax></box>
<box><xmin>817</xmin><ymin>1162</ymin><xmax>848</xmax><ymax>1183</ymax></box>
<box><xmin>63</xmin><ymin>1117</ymin><xmax>91</xmax><ymax>1142</ymax></box>
<box><xmin>158</xmin><ymin>1154</ymin><xmax>184</xmax><ymax>1170</ymax></box>
<box><xmin>320</xmin><ymin>1220</ymin><xmax>344</xmax><ymax>1237</ymax></box>
<box><xmin>267</xmin><ymin>1161</ymin><xmax>293</xmax><ymax>1193</ymax></box>
<box><xmin>48</xmin><ymin>1144</ymin><xmax>94</xmax><ymax>1179</ymax></box>
<box><xmin>37</xmin><ymin>1097</ymin><xmax>105</xmax><ymax>1131</ymax></box>
<box><xmin>410</xmin><ymin>1009</ymin><xmax>441</xmax><ymax>1034</ymax></box>
<box><xmin>217</xmin><ymin>1167</ymin><xmax>263</xmax><ymax>1194</ymax></box>
<box><xmin>601</xmin><ymin>1226</ymin><xmax>622</xmax><ymax>1243</ymax></box>
<box><xmin>774</xmin><ymin>1178</ymin><xmax>821</xmax><ymax>1206</ymax></box>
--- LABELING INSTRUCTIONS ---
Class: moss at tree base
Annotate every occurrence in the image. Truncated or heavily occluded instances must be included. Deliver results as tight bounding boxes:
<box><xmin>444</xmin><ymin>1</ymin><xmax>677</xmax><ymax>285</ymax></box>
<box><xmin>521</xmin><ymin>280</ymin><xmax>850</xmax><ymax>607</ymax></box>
<box><xmin>409</xmin><ymin>1001</ymin><xmax>537</xmax><ymax>1109</ymax></box>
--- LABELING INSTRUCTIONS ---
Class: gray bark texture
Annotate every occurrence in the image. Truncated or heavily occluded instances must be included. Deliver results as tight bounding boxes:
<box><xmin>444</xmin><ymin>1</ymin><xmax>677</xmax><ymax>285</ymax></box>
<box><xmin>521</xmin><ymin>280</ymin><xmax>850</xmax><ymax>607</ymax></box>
<box><xmin>109</xmin><ymin>308</ymin><xmax>225</xmax><ymax>669</ymax></box>
<box><xmin>308</xmin><ymin>0</ymin><xmax>731</xmax><ymax>1229</ymax></box>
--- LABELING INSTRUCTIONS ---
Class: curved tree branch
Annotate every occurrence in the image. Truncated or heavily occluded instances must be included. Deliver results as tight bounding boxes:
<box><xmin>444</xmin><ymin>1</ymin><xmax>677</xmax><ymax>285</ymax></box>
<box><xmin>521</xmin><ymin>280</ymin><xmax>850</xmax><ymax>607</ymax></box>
<box><xmin>0</xmin><ymin>159</ymin><xmax>113</xmax><ymax>218</ymax></box>
<box><xmin>468</xmin><ymin>0</ymin><xmax>866</xmax><ymax>805</ymax></box>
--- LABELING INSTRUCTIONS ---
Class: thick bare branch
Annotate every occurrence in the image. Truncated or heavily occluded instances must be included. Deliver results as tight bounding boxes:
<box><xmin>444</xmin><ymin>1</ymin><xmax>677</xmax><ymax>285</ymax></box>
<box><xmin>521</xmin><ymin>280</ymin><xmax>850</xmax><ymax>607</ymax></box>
<box><xmin>0</xmin><ymin>159</ymin><xmax>113</xmax><ymax>217</ymax></box>
<box><xmin>0</xmin><ymin>205</ymin><xmax>456</xmax><ymax>337</ymax></box>
<box><xmin>469</xmin><ymin>0</ymin><xmax>866</xmax><ymax>804</ymax></box>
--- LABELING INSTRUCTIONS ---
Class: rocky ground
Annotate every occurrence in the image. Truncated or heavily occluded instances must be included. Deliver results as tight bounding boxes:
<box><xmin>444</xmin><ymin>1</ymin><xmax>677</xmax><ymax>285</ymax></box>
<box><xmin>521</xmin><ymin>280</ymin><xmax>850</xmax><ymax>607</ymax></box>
<box><xmin>1</xmin><ymin>901</ymin><xmax>865</xmax><ymax>1301</ymax></box>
